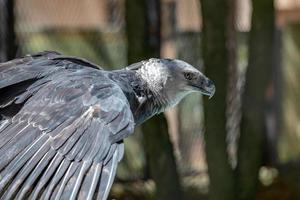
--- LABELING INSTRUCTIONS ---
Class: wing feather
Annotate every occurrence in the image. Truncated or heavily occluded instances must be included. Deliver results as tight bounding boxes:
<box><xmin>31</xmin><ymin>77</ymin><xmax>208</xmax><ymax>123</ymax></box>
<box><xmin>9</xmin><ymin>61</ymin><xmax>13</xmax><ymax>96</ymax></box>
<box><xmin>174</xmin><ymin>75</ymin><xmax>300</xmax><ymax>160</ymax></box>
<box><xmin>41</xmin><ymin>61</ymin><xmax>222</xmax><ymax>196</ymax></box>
<box><xmin>5</xmin><ymin>149</ymin><xmax>56</xmax><ymax>200</ymax></box>
<box><xmin>16</xmin><ymin>150</ymin><xmax>57</xmax><ymax>199</ymax></box>
<box><xmin>85</xmin><ymin>163</ymin><xmax>102</xmax><ymax>200</ymax></box>
<box><xmin>43</xmin><ymin>159</ymin><xmax>71</xmax><ymax>199</ymax></box>
<box><xmin>0</xmin><ymin>125</ymin><xmax>40</xmax><ymax>172</ymax></box>
<box><xmin>96</xmin><ymin>148</ymin><xmax>120</xmax><ymax>200</ymax></box>
<box><xmin>0</xmin><ymin>119</ymin><xmax>11</xmax><ymax>132</ymax></box>
<box><xmin>53</xmin><ymin>162</ymin><xmax>80</xmax><ymax>199</ymax></box>
<box><xmin>28</xmin><ymin>153</ymin><xmax>64</xmax><ymax>199</ymax></box>
<box><xmin>0</xmin><ymin>53</ymin><xmax>135</xmax><ymax>200</ymax></box>
<box><xmin>0</xmin><ymin>121</ymin><xmax>28</xmax><ymax>148</ymax></box>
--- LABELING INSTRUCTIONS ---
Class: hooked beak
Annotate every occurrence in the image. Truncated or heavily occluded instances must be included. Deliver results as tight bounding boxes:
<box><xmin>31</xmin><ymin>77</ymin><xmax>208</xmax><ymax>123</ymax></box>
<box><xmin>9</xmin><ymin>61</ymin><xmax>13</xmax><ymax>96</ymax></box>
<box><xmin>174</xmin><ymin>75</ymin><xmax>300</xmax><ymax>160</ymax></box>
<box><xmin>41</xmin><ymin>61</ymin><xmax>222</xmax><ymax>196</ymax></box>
<box><xmin>201</xmin><ymin>79</ymin><xmax>215</xmax><ymax>99</ymax></box>
<box><xmin>189</xmin><ymin>77</ymin><xmax>216</xmax><ymax>99</ymax></box>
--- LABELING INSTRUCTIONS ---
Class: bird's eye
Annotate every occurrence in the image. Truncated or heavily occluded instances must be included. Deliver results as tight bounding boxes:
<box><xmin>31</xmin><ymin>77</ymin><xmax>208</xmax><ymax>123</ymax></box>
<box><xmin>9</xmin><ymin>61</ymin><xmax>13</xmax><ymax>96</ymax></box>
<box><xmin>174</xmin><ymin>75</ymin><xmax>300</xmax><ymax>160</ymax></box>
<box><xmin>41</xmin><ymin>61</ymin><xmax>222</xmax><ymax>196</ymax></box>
<box><xmin>184</xmin><ymin>72</ymin><xmax>194</xmax><ymax>80</ymax></box>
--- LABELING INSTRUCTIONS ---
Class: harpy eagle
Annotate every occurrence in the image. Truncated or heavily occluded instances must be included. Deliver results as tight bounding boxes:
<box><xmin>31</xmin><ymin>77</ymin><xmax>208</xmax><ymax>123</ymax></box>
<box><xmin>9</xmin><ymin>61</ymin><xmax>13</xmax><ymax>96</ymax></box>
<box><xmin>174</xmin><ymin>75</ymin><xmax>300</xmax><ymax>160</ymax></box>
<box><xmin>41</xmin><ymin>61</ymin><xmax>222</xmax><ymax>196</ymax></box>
<box><xmin>0</xmin><ymin>51</ymin><xmax>215</xmax><ymax>200</ymax></box>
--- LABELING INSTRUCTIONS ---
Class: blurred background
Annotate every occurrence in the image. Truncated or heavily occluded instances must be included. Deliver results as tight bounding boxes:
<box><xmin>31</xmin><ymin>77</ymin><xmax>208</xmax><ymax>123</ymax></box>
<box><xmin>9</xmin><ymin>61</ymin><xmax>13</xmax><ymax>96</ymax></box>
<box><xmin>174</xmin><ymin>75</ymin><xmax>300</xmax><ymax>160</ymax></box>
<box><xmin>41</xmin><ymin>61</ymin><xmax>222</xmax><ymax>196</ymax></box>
<box><xmin>1</xmin><ymin>0</ymin><xmax>300</xmax><ymax>199</ymax></box>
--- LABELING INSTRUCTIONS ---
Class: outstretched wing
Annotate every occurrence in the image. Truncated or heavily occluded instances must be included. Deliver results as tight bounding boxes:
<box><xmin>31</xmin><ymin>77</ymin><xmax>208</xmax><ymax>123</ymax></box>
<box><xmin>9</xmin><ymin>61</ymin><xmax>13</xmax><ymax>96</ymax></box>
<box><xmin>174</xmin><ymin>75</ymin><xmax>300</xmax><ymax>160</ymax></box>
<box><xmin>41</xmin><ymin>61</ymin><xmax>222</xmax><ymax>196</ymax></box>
<box><xmin>0</xmin><ymin>51</ymin><xmax>102</xmax><ymax>119</ymax></box>
<box><xmin>0</xmin><ymin>52</ymin><xmax>134</xmax><ymax>200</ymax></box>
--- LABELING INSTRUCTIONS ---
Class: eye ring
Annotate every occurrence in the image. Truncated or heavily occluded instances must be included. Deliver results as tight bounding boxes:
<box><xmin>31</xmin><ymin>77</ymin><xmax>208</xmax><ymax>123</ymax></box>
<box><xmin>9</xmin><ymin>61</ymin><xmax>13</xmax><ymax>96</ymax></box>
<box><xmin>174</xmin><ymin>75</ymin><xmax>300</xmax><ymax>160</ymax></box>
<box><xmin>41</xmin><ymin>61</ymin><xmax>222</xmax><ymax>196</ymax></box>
<box><xmin>184</xmin><ymin>72</ymin><xmax>194</xmax><ymax>80</ymax></box>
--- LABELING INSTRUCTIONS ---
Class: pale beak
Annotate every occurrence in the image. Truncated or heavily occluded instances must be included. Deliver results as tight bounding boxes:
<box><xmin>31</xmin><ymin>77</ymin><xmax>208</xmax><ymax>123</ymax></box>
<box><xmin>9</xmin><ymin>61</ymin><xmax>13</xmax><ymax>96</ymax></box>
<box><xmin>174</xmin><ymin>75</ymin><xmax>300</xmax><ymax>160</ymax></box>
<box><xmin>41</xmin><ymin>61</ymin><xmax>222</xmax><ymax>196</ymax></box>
<box><xmin>189</xmin><ymin>77</ymin><xmax>216</xmax><ymax>99</ymax></box>
<box><xmin>204</xmin><ymin>79</ymin><xmax>216</xmax><ymax>99</ymax></box>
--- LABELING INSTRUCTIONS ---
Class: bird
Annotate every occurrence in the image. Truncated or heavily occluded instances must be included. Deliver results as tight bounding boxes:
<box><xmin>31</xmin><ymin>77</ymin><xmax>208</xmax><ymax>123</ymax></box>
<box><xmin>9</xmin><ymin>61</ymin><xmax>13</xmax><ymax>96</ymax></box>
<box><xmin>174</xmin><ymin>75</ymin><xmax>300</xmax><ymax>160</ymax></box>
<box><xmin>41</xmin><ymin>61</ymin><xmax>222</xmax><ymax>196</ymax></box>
<box><xmin>0</xmin><ymin>51</ymin><xmax>215</xmax><ymax>200</ymax></box>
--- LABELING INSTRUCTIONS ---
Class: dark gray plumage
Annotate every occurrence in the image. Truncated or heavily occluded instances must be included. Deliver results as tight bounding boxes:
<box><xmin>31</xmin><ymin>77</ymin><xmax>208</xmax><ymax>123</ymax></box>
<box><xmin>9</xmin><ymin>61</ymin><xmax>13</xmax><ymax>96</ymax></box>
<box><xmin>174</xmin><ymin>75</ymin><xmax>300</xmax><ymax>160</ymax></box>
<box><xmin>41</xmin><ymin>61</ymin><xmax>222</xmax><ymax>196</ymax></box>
<box><xmin>0</xmin><ymin>51</ymin><xmax>215</xmax><ymax>200</ymax></box>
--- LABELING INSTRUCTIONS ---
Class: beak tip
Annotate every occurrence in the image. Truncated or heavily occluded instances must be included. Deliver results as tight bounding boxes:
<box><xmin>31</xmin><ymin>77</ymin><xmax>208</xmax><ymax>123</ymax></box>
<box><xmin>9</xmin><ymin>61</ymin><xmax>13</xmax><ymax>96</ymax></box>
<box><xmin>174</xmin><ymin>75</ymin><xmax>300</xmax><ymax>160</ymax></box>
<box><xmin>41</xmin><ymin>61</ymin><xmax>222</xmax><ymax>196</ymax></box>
<box><xmin>207</xmin><ymin>83</ymin><xmax>215</xmax><ymax>99</ymax></box>
<box><xmin>208</xmin><ymin>89</ymin><xmax>215</xmax><ymax>99</ymax></box>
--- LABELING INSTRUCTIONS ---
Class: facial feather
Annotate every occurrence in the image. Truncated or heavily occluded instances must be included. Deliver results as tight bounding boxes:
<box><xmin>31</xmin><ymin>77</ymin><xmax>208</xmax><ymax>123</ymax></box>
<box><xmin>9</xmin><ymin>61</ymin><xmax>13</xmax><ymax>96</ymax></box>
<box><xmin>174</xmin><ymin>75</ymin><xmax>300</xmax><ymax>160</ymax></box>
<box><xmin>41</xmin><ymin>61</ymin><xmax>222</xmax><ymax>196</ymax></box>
<box><xmin>135</xmin><ymin>58</ymin><xmax>215</xmax><ymax>109</ymax></box>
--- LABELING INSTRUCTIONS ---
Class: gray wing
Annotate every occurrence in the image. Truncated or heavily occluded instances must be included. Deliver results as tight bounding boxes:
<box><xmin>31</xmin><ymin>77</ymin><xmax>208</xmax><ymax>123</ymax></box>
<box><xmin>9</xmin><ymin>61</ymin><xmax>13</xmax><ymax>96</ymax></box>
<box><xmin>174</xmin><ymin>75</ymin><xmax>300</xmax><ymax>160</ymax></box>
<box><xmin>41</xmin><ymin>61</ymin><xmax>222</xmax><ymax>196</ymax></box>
<box><xmin>0</xmin><ymin>52</ymin><xmax>134</xmax><ymax>200</ymax></box>
<box><xmin>0</xmin><ymin>51</ymin><xmax>102</xmax><ymax>119</ymax></box>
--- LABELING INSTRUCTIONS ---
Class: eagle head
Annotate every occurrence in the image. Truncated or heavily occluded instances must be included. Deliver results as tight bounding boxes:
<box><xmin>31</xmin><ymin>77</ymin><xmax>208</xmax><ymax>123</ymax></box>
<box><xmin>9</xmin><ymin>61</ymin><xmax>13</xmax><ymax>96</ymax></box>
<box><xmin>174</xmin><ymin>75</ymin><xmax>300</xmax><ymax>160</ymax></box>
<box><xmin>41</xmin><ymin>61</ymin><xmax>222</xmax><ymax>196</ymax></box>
<box><xmin>135</xmin><ymin>58</ymin><xmax>215</xmax><ymax>109</ymax></box>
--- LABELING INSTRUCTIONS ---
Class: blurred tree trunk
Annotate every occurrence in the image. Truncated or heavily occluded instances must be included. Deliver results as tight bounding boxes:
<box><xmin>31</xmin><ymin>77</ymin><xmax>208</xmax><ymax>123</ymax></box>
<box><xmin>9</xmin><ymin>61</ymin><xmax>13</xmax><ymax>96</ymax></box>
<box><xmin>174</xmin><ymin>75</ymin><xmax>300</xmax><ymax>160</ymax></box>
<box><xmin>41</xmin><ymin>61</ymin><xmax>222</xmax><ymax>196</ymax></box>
<box><xmin>125</xmin><ymin>1</ymin><xmax>182</xmax><ymax>200</ymax></box>
<box><xmin>236</xmin><ymin>0</ymin><xmax>275</xmax><ymax>199</ymax></box>
<box><xmin>200</xmin><ymin>0</ymin><xmax>236</xmax><ymax>199</ymax></box>
<box><xmin>279</xmin><ymin>24</ymin><xmax>300</xmax><ymax>162</ymax></box>
<box><xmin>226</xmin><ymin>0</ymin><xmax>240</xmax><ymax>167</ymax></box>
<box><xmin>0</xmin><ymin>0</ymin><xmax>17</xmax><ymax>62</ymax></box>
<box><xmin>142</xmin><ymin>114</ymin><xmax>182</xmax><ymax>200</ymax></box>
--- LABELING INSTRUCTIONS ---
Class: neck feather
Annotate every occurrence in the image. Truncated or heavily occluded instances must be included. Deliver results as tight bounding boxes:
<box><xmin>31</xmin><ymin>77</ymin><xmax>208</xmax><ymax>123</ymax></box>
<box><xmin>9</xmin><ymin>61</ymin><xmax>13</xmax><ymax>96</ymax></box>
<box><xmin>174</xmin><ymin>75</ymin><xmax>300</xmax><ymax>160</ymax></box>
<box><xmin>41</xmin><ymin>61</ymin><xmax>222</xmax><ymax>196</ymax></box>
<box><xmin>109</xmin><ymin>69</ymin><xmax>168</xmax><ymax>125</ymax></box>
<box><xmin>135</xmin><ymin>68</ymin><xmax>169</xmax><ymax>112</ymax></box>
